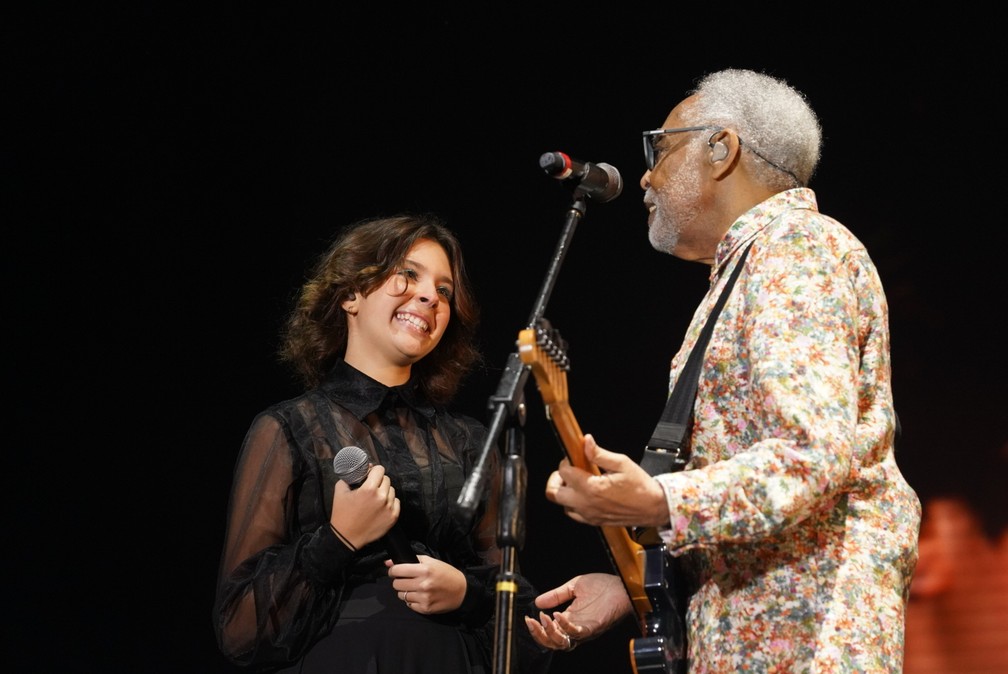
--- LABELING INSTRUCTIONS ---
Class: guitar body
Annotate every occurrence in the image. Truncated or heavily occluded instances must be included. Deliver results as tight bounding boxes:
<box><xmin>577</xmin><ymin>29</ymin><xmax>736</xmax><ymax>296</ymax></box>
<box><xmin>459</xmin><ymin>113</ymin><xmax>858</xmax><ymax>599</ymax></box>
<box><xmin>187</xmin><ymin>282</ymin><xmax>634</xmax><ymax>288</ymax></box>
<box><xmin>630</xmin><ymin>543</ymin><xmax>687</xmax><ymax>674</ymax></box>
<box><xmin>518</xmin><ymin>324</ymin><xmax>687</xmax><ymax>674</ymax></box>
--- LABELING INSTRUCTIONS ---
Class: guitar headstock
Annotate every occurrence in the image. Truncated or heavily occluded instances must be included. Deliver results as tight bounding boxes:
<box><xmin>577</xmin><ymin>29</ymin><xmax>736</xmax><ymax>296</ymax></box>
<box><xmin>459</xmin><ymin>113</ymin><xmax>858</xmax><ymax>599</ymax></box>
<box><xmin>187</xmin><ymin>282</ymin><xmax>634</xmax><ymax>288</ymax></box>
<box><xmin>517</xmin><ymin>320</ymin><xmax>570</xmax><ymax>407</ymax></box>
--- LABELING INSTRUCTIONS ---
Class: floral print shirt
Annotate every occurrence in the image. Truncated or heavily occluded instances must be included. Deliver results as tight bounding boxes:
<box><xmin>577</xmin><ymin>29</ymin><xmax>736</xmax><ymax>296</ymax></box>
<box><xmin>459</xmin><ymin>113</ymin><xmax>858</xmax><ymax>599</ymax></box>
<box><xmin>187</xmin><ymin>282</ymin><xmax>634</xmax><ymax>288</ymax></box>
<box><xmin>656</xmin><ymin>188</ymin><xmax>921</xmax><ymax>673</ymax></box>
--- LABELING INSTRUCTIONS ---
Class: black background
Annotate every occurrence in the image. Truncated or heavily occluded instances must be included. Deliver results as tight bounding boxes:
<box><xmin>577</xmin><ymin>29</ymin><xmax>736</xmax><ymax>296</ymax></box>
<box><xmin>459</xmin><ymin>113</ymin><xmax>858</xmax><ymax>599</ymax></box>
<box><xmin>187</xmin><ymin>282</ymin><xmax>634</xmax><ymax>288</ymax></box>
<box><xmin>11</xmin><ymin>6</ymin><xmax>1007</xmax><ymax>673</ymax></box>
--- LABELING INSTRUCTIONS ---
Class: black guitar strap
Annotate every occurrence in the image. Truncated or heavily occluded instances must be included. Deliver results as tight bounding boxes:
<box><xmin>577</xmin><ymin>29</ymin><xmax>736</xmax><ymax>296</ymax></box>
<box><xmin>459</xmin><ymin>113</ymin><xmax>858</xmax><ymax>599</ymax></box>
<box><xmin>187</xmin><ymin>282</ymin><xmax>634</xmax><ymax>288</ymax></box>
<box><xmin>640</xmin><ymin>242</ymin><xmax>753</xmax><ymax>477</ymax></box>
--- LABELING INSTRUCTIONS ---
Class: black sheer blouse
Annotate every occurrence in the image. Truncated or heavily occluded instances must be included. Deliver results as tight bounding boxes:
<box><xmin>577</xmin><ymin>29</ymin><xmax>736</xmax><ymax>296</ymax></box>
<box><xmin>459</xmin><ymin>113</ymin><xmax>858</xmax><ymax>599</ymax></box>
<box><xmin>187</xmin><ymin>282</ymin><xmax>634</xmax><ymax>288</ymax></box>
<box><xmin>213</xmin><ymin>359</ymin><xmax>549</xmax><ymax>672</ymax></box>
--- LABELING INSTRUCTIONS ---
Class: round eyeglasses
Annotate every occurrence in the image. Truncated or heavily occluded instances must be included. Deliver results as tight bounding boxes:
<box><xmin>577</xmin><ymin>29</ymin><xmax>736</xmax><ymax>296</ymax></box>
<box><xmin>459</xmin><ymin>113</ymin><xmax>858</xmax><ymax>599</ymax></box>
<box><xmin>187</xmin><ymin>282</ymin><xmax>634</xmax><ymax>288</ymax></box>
<box><xmin>641</xmin><ymin>126</ymin><xmax>719</xmax><ymax>170</ymax></box>
<box><xmin>641</xmin><ymin>125</ymin><xmax>802</xmax><ymax>185</ymax></box>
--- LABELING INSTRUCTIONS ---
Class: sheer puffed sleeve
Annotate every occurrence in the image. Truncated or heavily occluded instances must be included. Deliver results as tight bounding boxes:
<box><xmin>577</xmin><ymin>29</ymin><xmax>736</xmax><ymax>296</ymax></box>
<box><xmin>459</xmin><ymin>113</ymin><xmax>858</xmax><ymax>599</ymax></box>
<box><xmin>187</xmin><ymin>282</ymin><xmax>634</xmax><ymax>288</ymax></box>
<box><xmin>212</xmin><ymin>412</ymin><xmax>354</xmax><ymax>669</ymax></box>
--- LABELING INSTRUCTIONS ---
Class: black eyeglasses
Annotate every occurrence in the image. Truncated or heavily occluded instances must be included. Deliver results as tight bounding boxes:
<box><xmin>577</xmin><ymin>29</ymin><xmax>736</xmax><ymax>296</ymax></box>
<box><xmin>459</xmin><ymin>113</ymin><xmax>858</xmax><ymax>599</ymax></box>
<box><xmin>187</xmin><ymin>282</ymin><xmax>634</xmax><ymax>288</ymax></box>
<box><xmin>642</xmin><ymin>125</ymin><xmax>802</xmax><ymax>185</ymax></box>
<box><xmin>641</xmin><ymin>126</ymin><xmax>719</xmax><ymax>170</ymax></box>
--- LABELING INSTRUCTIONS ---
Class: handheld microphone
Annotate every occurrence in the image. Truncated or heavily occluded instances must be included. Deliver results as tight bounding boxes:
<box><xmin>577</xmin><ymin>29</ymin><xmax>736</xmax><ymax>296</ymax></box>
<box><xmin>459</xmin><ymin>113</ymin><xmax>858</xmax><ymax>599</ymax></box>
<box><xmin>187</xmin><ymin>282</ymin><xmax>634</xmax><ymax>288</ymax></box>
<box><xmin>538</xmin><ymin>151</ymin><xmax>623</xmax><ymax>203</ymax></box>
<box><xmin>332</xmin><ymin>445</ymin><xmax>419</xmax><ymax>564</ymax></box>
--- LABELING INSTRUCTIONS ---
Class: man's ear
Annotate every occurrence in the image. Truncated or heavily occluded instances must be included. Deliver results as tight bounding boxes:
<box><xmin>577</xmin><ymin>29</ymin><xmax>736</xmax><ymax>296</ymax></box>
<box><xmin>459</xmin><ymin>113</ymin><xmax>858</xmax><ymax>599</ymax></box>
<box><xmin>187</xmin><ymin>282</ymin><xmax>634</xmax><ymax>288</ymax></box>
<box><xmin>708</xmin><ymin>129</ymin><xmax>739</xmax><ymax>179</ymax></box>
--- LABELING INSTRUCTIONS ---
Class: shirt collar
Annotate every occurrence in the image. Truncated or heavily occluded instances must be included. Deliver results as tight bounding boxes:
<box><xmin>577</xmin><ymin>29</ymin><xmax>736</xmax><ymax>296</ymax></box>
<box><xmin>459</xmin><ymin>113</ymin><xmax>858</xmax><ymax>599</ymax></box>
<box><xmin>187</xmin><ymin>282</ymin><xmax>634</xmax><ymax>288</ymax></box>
<box><xmin>320</xmin><ymin>359</ymin><xmax>437</xmax><ymax>421</ymax></box>
<box><xmin>714</xmin><ymin>187</ymin><xmax>818</xmax><ymax>272</ymax></box>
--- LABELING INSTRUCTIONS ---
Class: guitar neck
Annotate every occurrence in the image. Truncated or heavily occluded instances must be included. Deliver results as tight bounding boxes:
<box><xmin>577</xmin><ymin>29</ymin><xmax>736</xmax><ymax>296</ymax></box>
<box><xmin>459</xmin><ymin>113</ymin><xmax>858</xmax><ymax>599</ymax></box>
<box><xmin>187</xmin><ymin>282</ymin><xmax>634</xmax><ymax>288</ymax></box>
<box><xmin>544</xmin><ymin>399</ymin><xmax>653</xmax><ymax>623</ymax></box>
<box><xmin>517</xmin><ymin>326</ymin><xmax>653</xmax><ymax>624</ymax></box>
<box><xmin>518</xmin><ymin>326</ymin><xmax>684</xmax><ymax>670</ymax></box>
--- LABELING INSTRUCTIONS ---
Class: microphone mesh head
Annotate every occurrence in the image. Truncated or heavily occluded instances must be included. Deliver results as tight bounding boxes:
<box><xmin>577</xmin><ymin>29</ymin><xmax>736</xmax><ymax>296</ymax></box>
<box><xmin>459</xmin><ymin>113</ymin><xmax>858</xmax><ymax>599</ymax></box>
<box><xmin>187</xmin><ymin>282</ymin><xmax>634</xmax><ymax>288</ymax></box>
<box><xmin>596</xmin><ymin>162</ymin><xmax>623</xmax><ymax>202</ymax></box>
<box><xmin>332</xmin><ymin>445</ymin><xmax>370</xmax><ymax>486</ymax></box>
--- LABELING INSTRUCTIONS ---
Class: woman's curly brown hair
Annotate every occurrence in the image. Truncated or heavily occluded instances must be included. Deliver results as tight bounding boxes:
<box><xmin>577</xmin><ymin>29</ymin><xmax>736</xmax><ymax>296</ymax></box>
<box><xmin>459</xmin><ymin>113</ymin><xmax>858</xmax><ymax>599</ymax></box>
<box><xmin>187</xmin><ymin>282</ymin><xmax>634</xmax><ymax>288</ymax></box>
<box><xmin>278</xmin><ymin>213</ymin><xmax>481</xmax><ymax>405</ymax></box>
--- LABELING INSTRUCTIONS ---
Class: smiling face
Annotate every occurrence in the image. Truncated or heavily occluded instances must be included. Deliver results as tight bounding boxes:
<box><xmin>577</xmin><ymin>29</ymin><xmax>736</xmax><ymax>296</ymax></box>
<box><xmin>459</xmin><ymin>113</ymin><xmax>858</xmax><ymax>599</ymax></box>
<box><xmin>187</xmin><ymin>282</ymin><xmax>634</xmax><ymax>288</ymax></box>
<box><xmin>341</xmin><ymin>238</ymin><xmax>454</xmax><ymax>385</ymax></box>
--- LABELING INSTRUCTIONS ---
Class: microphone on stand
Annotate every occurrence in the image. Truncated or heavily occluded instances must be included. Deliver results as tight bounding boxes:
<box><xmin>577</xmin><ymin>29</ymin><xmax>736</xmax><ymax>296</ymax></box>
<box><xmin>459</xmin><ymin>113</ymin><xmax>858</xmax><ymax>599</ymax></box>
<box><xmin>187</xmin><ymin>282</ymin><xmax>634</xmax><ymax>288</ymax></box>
<box><xmin>539</xmin><ymin>151</ymin><xmax>623</xmax><ymax>203</ymax></box>
<box><xmin>332</xmin><ymin>445</ymin><xmax>419</xmax><ymax>563</ymax></box>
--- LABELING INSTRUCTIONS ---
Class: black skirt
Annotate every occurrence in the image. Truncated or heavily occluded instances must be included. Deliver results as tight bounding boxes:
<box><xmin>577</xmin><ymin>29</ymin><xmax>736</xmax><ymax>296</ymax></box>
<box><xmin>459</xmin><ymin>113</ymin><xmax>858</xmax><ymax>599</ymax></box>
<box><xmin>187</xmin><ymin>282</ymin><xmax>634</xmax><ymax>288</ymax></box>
<box><xmin>278</xmin><ymin>575</ymin><xmax>489</xmax><ymax>674</ymax></box>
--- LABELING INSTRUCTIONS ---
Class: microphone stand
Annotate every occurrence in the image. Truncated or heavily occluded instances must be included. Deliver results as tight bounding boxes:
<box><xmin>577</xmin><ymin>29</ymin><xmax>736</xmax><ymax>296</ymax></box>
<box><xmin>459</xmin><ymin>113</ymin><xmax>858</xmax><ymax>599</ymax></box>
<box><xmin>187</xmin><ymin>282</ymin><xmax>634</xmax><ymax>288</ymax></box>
<box><xmin>455</xmin><ymin>192</ymin><xmax>590</xmax><ymax>674</ymax></box>
<box><xmin>493</xmin><ymin>421</ymin><xmax>526</xmax><ymax>674</ymax></box>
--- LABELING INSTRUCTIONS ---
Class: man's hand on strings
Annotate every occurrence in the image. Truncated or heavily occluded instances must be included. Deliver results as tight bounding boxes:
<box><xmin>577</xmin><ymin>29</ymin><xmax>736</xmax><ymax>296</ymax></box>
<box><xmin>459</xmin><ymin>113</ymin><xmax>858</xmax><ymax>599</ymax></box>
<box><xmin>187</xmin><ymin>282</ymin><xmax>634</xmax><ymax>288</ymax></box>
<box><xmin>545</xmin><ymin>434</ymin><xmax>670</xmax><ymax>528</ymax></box>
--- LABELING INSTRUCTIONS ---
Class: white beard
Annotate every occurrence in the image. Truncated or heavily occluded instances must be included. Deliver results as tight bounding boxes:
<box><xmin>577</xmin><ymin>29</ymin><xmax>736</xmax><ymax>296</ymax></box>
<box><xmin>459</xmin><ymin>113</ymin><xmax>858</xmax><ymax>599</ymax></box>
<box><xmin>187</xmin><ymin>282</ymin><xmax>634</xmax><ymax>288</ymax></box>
<box><xmin>647</xmin><ymin>149</ymin><xmax>703</xmax><ymax>255</ymax></box>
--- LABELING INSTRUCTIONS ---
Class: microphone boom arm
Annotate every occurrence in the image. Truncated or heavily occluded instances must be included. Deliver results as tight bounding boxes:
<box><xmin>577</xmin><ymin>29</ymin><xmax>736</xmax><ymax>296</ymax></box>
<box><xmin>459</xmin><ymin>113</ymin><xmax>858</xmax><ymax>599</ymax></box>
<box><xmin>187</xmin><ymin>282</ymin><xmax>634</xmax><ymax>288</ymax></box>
<box><xmin>454</xmin><ymin>195</ymin><xmax>587</xmax><ymax>523</ymax></box>
<box><xmin>457</xmin><ymin>152</ymin><xmax>618</xmax><ymax>674</ymax></box>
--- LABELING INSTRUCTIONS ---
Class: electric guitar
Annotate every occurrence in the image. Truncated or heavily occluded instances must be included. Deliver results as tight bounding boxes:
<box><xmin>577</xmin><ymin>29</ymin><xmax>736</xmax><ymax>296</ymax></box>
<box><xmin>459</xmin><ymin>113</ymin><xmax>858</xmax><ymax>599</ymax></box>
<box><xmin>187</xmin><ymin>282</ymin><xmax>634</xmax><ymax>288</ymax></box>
<box><xmin>518</xmin><ymin>323</ymin><xmax>687</xmax><ymax>674</ymax></box>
